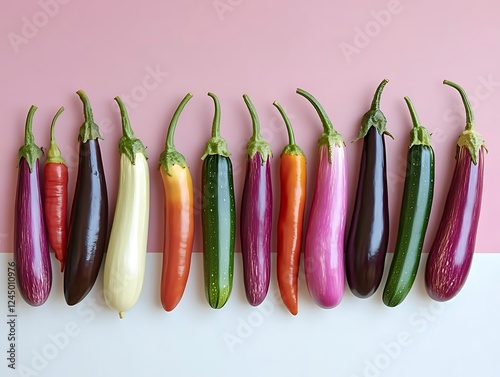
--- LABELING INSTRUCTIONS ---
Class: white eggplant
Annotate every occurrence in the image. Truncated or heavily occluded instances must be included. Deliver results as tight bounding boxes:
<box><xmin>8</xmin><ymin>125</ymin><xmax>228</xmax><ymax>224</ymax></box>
<box><xmin>104</xmin><ymin>97</ymin><xmax>150</xmax><ymax>318</ymax></box>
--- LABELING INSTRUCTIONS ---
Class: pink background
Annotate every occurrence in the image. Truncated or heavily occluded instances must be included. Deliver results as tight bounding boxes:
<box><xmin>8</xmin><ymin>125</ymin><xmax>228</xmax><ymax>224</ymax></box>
<box><xmin>1</xmin><ymin>0</ymin><xmax>498</xmax><ymax>254</ymax></box>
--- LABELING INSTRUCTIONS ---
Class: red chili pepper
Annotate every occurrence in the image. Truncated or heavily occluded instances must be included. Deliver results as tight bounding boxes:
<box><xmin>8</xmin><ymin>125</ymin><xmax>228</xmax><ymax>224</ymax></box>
<box><xmin>44</xmin><ymin>107</ymin><xmax>68</xmax><ymax>272</ymax></box>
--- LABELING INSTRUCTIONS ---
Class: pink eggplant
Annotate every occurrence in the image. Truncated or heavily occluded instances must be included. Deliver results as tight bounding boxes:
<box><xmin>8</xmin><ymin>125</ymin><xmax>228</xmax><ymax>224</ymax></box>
<box><xmin>296</xmin><ymin>88</ymin><xmax>347</xmax><ymax>308</ymax></box>
<box><xmin>240</xmin><ymin>94</ymin><xmax>273</xmax><ymax>306</ymax></box>
<box><xmin>425</xmin><ymin>80</ymin><xmax>486</xmax><ymax>301</ymax></box>
<box><xmin>14</xmin><ymin>106</ymin><xmax>52</xmax><ymax>306</ymax></box>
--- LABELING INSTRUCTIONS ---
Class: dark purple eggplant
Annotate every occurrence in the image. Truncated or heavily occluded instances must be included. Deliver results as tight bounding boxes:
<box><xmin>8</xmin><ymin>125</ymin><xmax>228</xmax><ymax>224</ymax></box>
<box><xmin>14</xmin><ymin>106</ymin><xmax>52</xmax><ymax>306</ymax></box>
<box><xmin>240</xmin><ymin>94</ymin><xmax>273</xmax><ymax>306</ymax></box>
<box><xmin>425</xmin><ymin>80</ymin><xmax>486</xmax><ymax>301</ymax></box>
<box><xmin>346</xmin><ymin>79</ymin><xmax>392</xmax><ymax>298</ymax></box>
<box><xmin>64</xmin><ymin>91</ymin><xmax>108</xmax><ymax>305</ymax></box>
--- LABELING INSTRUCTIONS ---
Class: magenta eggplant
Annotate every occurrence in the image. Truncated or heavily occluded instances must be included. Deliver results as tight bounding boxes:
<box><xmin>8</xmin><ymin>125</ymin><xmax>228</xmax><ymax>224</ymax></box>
<box><xmin>14</xmin><ymin>106</ymin><xmax>52</xmax><ymax>306</ymax></box>
<box><xmin>240</xmin><ymin>94</ymin><xmax>273</xmax><ymax>306</ymax></box>
<box><xmin>425</xmin><ymin>80</ymin><xmax>486</xmax><ymax>301</ymax></box>
<box><xmin>296</xmin><ymin>88</ymin><xmax>347</xmax><ymax>309</ymax></box>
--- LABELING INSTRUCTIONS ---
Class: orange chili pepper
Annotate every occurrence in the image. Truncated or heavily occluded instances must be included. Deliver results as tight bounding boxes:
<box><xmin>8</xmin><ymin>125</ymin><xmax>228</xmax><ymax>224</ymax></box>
<box><xmin>44</xmin><ymin>107</ymin><xmax>68</xmax><ymax>272</ymax></box>
<box><xmin>273</xmin><ymin>101</ymin><xmax>306</xmax><ymax>315</ymax></box>
<box><xmin>159</xmin><ymin>93</ymin><xmax>195</xmax><ymax>312</ymax></box>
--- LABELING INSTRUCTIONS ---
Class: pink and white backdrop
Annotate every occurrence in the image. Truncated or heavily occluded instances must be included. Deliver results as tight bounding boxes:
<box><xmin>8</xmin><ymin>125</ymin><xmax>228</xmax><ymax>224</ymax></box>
<box><xmin>1</xmin><ymin>1</ymin><xmax>499</xmax><ymax>376</ymax></box>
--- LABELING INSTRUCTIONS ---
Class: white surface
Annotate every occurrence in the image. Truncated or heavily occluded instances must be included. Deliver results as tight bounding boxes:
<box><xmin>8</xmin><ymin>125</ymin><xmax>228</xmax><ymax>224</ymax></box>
<box><xmin>1</xmin><ymin>252</ymin><xmax>498</xmax><ymax>377</ymax></box>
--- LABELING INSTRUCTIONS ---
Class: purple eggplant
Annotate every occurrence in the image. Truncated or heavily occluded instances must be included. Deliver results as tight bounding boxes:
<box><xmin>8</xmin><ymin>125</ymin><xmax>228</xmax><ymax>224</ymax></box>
<box><xmin>14</xmin><ymin>106</ymin><xmax>52</xmax><ymax>306</ymax></box>
<box><xmin>240</xmin><ymin>94</ymin><xmax>273</xmax><ymax>306</ymax></box>
<box><xmin>296</xmin><ymin>88</ymin><xmax>347</xmax><ymax>308</ymax></box>
<box><xmin>346</xmin><ymin>79</ymin><xmax>392</xmax><ymax>298</ymax></box>
<box><xmin>425</xmin><ymin>80</ymin><xmax>486</xmax><ymax>301</ymax></box>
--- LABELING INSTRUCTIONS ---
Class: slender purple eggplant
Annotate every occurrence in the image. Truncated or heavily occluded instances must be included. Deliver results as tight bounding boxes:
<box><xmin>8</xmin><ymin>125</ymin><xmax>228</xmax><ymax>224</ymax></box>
<box><xmin>425</xmin><ymin>80</ymin><xmax>486</xmax><ymax>301</ymax></box>
<box><xmin>64</xmin><ymin>91</ymin><xmax>108</xmax><ymax>305</ymax></box>
<box><xmin>346</xmin><ymin>79</ymin><xmax>392</xmax><ymax>298</ymax></box>
<box><xmin>240</xmin><ymin>94</ymin><xmax>273</xmax><ymax>306</ymax></box>
<box><xmin>14</xmin><ymin>106</ymin><xmax>52</xmax><ymax>306</ymax></box>
<box><xmin>296</xmin><ymin>88</ymin><xmax>347</xmax><ymax>309</ymax></box>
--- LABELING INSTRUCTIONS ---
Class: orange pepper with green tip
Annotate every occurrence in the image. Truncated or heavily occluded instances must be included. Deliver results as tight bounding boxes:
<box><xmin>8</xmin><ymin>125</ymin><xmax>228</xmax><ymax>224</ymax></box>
<box><xmin>159</xmin><ymin>93</ymin><xmax>195</xmax><ymax>312</ymax></box>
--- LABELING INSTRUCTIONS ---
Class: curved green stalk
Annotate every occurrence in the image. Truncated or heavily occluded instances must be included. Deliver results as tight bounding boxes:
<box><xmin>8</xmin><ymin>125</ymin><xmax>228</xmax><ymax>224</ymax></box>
<box><xmin>243</xmin><ymin>94</ymin><xmax>272</xmax><ymax>164</ymax></box>
<box><xmin>46</xmin><ymin>107</ymin><xmax>66</xmax><ymax>164</ymax></box>
<box><xmin>296</xmin><ymin>88</ymin><xmax>344</xmax><ymax>162</ymax></box>
<box><xmin>202</xmin><ymin>92</ymin><xmax>230</xmax><ymax>159</ymax></box>
<box><xmin>159</xmin><ymin>93</ymin><xmax>193</xmax><ymax>175</ymax></box>
<box><xmin>76</xmin><ymin>90</ymin><xmax>102</xmax><ymax>143</ymax></box>
<box><xmin>443</xmin><ymin>80</ymin><xmax>486</xmax><ymax>165</ymax></box>
<box><xmin>273</xmin><ymin>101</ymin><xmax>304</xmax><ymax>157</ymax></box>
<box><xmin>404</xmin><ymin>97</ymin><xmax>431</xmax><ymax>148</ymax></box>
<box><xmin>18</xmin><ymin>105</ymin><xmax>41</xmax><ymax>172</ymax></box>
<box><xmin>355</xmin><ymin>79</ymin><xmax>393</xmax><ymax>141</ymax></box>
<box><xmin>114</xmin><ymin>97</ymin><xmax>147</xmax><ymax>165</ymax></box>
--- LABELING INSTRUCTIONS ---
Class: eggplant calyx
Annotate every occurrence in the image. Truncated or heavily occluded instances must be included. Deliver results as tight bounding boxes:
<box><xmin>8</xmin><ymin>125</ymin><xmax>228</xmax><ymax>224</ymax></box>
<box><xmin>115</xmin><ymin>96</ymin><xmax>147</xmax><ymax>165</ymax></box>
<box><xmin>243</xmin><ymin>94</ymin><xmax>272</xmax><ymax>165</ymax></box>
<box><xmin>355</xmin><ymin>79</ymin><xmax>393</xmax><ymax>141</ymax></box>
<box><xmin>18</xmin><ymin>105</ymin><xmax>42</xmax><ymax>172</ymax></box>
<box><xmin>159</xmin><ymin>150</ymin><xmax>187</xmax><ymax>176</ymax></box>
<box><xmin>273</xmin><ymin>101</ymin><xmax>305</xmax><ymax>158</ymax></box>
<box><xmin>404</xmin><ymin>97</ymin><xmax>432</xmax><ymax>148</ymax></box>
<box><xmin>203</xmin><ymin>92</ymin><xmax>230</xmax><ymax>159</ymax></box>
<box><xmin>282</xmin><ymin>144</ymin><xmax>304</xmax><ymax>157</ymax></box>
<box><xmin>76</xmin><ymin>90</ymin><xmax>103</xmax><ymax>143</ymax></box>
<box><xmin>457</xmin><ymin>130</ymin><xmax>487</xmax><ymax>165</ymax></box>
<box><xmin>47</xmin><ymin>107</ymin><xmax>67</xmax><ymax>164</ymax></box>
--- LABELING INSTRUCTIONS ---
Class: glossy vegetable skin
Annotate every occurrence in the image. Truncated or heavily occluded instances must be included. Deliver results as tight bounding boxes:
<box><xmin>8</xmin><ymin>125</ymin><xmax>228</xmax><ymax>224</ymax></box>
<box><xmin>14</xmin><ymin>105</ymin><xmax>52</xmax><ymax>306</ymax></box>
<box><xmin>425</xmin><ymin>80</ymin><xmax>486</xmax><ymax>301</ymax></box>
<box><xmin>346</xmin><ymin>79</ymin><xmax>392</xmax><ymax>298</ymax></box>
<box><xmin>297</xmin><ymin>88</ymin><xmax>347</xmax><ymax>308</ymax></box>
<box><xmin>201</xmin><ymin>92</ymin><xmax>236</xmax><ymax>309</ymax></box>
<box><xmin>273</xmin><ymin>101</ymin><xmax>306</xmax><ymax>315</ymax></box>
<box><xmin>240</xmin><ymin>94</ymin><xmax>273</xmax><ymax>306</ymax></box>
<box><xmin>159</xmin><ymin>93</ymin><xmax>195</xmax><ymax>312</ymax></box>
<box><xmin>382</xmin><ymin>97</ymin><xmax>435</xmax><ymax>307</ymax></box>
<box><xmin>64</xmin><ymin>90</ymin><xmax>108</xmax><ymax>306</ymax></box>
<box><xmin>44</xmin><ymin>107</ymin><xmax>68</xmax><ymax>272</ymax></box>
<box><xmin>103</xmin><ymin>97</ymin><xmax>150</xmax><ymax>318</ymax></box>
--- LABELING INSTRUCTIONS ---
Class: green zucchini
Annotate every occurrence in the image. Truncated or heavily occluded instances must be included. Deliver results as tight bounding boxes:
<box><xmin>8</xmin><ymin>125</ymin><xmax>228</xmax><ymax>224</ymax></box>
<box><xmin>201</xmin><ymin>93</ymin><xmax>236</xmax><ymax>309</ymax></box>
<box><xmin>382</xmin><ymin>97</ymin><xmax>435</xmax><ymax>307</ymax></box>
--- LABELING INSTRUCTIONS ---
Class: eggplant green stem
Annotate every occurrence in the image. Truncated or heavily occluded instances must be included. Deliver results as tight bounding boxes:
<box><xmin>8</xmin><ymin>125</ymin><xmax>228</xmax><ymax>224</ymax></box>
<box><xmin>273</xmin><ymin>101</ymin><xmax>304</xmax><ymax>157</ymax></box>
<box><xmin>76</xmin><ymin>90</ymin><xmax>102</xmax><ymax>143</ymax></box>
<box><xmin>115</xmin><ymin>96</ymin><xmax>147</xmax><ymax>165</ymax></box>
<box><xmin>296</xmin><ymin>88</ymin><xmax>343</xmax><ymax>163</ymax></box>
<box><xmin>355</xmin><ymin>79</ymin><xmax>393</xmax><ymax>141</ymax></box>
<box><xmin>202</xmin><ymin>92</ymin><xmax>230</xmax><ymax>159</ymax></box>
<box><xmin>18</xmin><ymin>105</ymin><xmax>41</xmax><ymax>172</ymax></box>
<box><xmin>159</xmin><ymin>93</ymin><xmax>193</xmax><ymax>175</ymax></box>
<box><xmin>443</xmin><ymin>80</ymin><xmax>487</xmax><ymax>165</ymax></box>
<box><xmin>404</xmin><ymin>97</ymin><xmax>431</xmax><ymax>148</ymax></box>
<box><xmin>243</xmin><ymin>94</ymin><xmax>272</xmax><ymax>164</ymax></box>
<box><xmin>46</xmin><ymin>107</ymin><xmax>66</xmax><ymax>164</ymax></box>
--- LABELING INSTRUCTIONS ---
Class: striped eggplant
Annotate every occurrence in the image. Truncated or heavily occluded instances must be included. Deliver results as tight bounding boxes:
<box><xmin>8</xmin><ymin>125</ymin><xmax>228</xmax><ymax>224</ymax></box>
<box><xmin>14</xmin><ymin>106</ymin><xmax>52</xmax><ymax>306</ymax></box>
<box><xmin>240</xmin><ymin>94</ymin><xmax>273</xmax><ymax>306</ymax></box>
<box><xmin>425</xmin><ymin>80</ymin><xmax>486</xmax><ymax>301</ymax></box>
<box><xmin>296</xmin><ymin>88</ymin><xmax>347</xmax><ymax>309</ymax></box>
<box><xmin>346</xmin><ymin>79</ymin><xmax>392</xmax><ymax>298</ymax></box>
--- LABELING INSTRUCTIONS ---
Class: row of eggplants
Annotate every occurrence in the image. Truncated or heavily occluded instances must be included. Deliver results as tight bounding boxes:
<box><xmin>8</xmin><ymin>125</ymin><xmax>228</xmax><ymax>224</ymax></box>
<box><xmin>14</xmin><ymin>79</ymin><xmax>486</xmax><ymax>317</ymax></box>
